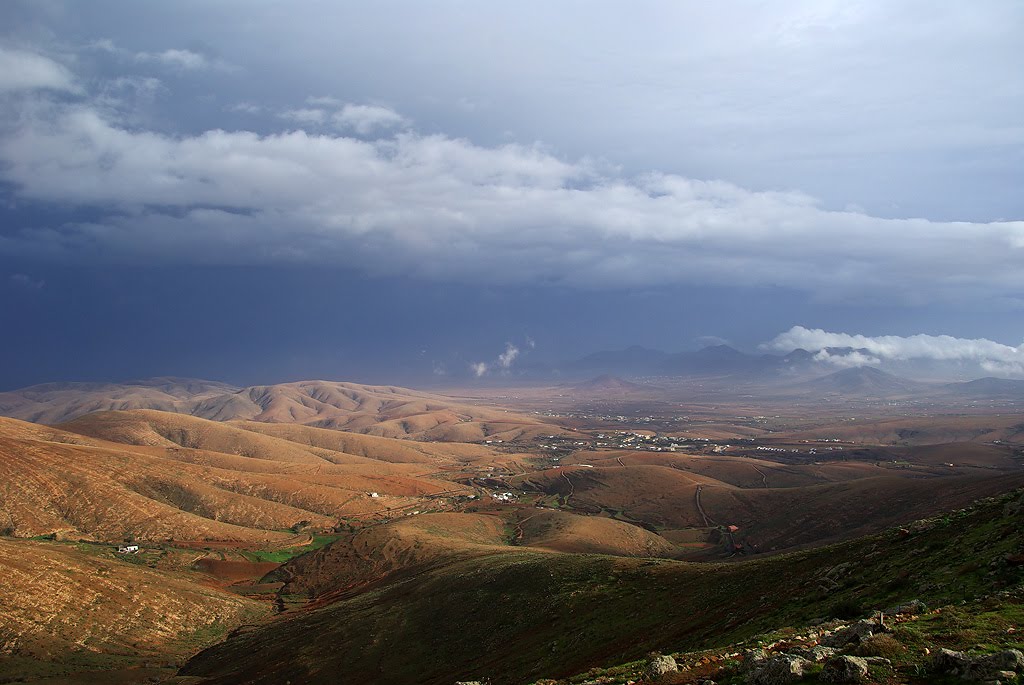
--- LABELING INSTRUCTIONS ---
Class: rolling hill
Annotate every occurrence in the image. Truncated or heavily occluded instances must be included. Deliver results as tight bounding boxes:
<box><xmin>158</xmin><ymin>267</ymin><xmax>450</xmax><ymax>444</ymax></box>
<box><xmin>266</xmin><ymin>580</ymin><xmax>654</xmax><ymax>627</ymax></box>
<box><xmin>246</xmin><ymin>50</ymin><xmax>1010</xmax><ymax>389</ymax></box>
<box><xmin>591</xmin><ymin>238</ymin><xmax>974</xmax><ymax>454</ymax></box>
<box><xmin>514</xmin><ymin>460</ymin><xmax>1024</xmax><ymax>552</ymax></box>
<box><xmin>945</xmin><ymin>376</ymin><xmax>1024</xmax><ymax>399</ymax></box>
<box><xmin>0</xmin><ymin>412</ymin><xmax>484</xmax><ymax>544</ymax></box>
<box><xmin>4</xmin><ymin>377</ymin><xmax>1024</xmax><ymax>685</ymax></box>
<box><xmin>0</xmin><ymin>379</ymin><xmax>565</xmax><ymax>442</ymax></box>
<box><xmin>0</xmin><ymin>537</ymin><xmax>270</xmax><ymax>682</ymax></box>
<box><xmin>798</xmin><ymin>366</ymin><xmax>923</xmax><ymax>396</ymax></box>
<box><xmin>180</xmin><ymin>488</ymin><xmax>1024</xmax><ymax>685</ymax></box>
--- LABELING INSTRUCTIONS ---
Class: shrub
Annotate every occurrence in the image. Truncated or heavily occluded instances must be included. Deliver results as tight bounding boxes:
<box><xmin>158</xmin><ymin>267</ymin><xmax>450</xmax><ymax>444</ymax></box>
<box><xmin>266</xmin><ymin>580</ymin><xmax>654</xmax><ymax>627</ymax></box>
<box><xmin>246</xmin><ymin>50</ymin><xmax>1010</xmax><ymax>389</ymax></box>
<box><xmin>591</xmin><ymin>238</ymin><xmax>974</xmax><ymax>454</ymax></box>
<box><xmin>854</xmin><ymin>634</ymin><xmax>906</xmax><ymax>658</ymax></box>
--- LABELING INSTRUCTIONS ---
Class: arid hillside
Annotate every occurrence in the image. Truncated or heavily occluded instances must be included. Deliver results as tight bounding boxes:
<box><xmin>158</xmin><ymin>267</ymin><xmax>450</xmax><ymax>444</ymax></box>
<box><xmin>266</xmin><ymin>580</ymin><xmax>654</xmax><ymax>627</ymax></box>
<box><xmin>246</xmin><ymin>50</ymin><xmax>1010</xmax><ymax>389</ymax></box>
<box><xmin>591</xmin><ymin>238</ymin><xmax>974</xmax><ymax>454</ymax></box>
<box><xmin>0</xmin><ymin>379</ymin><xmax>565</xmax><ymax>441</ymax></box>
<box><xmin>181</xmin><ymin>489</ymin><xmax>1024</xmax><ymax>685</ymax></box>
<box><xmin>513</xmin><ymin>458</ymin><xmax>1024</xmax><ymax>553</ymax></box>
<box><xmin>270</xmin><ymin>508</ymin><xmax>677</xmax><ymax>600</ymax></box>
<box><xmin>0</xmin><ymin>537</ymin><xmax>270</xmax><ymax>680</ymax></box>
<box><xmin>0</xmin><ymin>412</ymin><xmax>491</xmax><ymax>543</ymax></box>
<box><xmin>0</xmin><ymin>378</ymin><xmax>240</xmax><ymax>424</ymax></box>
<box><xmin>4</xmin><ymin>379</ymin><xmax>1024</xmax><ymax>685</ymax></box>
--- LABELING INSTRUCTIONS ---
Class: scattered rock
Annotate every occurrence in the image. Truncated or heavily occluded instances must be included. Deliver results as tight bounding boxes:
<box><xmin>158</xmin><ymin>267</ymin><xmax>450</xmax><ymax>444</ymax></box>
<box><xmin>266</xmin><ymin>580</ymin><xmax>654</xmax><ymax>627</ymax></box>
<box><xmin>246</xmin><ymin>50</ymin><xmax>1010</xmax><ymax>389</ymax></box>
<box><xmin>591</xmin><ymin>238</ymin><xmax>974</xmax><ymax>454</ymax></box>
<box><xmin>788</xmin><ymin>645</ymin><xmax>837</xmax><ymax>662</ymax></box>
<box><xmin>822</xmin><ymin>619</ymin><xmax>879</xmax><ymax>647</ymax></box>
<box><xmin>963</xmin><ymin>649</ymin><xmax>1024</xmax><ymax>681</ymax></box>
<box><xmin>742</xmin><ymin>648</ymin><xmax>769</xmax><ymax>669</ymax></box>
<box><xmin>932</xmin><ymin>647</ymin><xmax>1024</xmax><ymax>681</ymax></box>
<box><xmin>820</xmin><ymin>655</ymin><xmax>869</xmax><ymax>683</ymax></box>
<box><xmin>645</xmin><ymin>653</ymin><xmax>678</xmax><ymax>680</ymax></box>
<box><xmin>746</xmin><ymin>654</ymin><xmax>810</xmax><ymax>685</ymax></box>
<box><xmin>883</xmin><ymin>599</ymin><xmax>926</xmax><ymax>615</ymax></box>
<box><xmin>932</xmin><ymin>647</ymin><xmax>970</xmax><ymax>674</ymax></box>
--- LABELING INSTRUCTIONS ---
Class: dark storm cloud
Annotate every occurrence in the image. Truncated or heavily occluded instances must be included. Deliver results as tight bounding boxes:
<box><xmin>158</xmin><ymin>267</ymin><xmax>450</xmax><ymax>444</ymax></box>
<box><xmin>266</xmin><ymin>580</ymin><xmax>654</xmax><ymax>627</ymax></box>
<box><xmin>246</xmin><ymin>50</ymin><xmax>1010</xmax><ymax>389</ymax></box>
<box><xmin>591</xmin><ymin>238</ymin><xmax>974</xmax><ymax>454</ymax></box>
<box><xmin>0</xmin><ymin>43</ymin><xmax>1022</xmax><ymax>305</ymax></box>
<box><xmin>1</xmin><ymin>2</ymin><xmax>1023</xmax><ymax>387</ymax></box>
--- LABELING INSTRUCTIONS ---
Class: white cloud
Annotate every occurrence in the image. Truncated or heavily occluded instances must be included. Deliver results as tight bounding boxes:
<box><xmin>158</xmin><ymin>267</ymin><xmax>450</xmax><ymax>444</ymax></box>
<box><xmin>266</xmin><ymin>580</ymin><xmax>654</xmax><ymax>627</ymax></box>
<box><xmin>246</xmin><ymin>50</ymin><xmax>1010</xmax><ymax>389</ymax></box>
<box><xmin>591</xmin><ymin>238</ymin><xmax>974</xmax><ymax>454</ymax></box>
<box><xmin>332</xmin><ymin>104</ymin><xmax>406</xmax><ymax>135</ymax></box>
<box><xmin>498</xmin><ymin>343</ymin><xmax>519</xmax><ymax>369</ymax></box>
<box><xmin>767</xmin><ymin>326</ymin><xmax>1024</xmax><ymax>373</ymax></box>
<box><xmin>0</xmin><ymin>47</ymin><xmax>76</xmax><ymax>93</ymax></box>
<box><xmin>228</xmin><ymin>102</ymin><xmax>265</xmax><ymax>115</ymax></box>
<box><xmin>812</xmin><ymin>349</ymin><xmax>882</xmax><ymax>368</ymax></box>
<box><xmin>135</xmin><ymin>48</ymin><xmax>209</xmax><ymax>70</ymax></box>
<box><xmin>470</xmin><ymin>341</ymin><xmax>524</xmax><ymax>378</ymax></box>
<box><xmin>1</xmin><ymin>87</ymin><xmax>1023</xmax><ymax>305</ymax></box>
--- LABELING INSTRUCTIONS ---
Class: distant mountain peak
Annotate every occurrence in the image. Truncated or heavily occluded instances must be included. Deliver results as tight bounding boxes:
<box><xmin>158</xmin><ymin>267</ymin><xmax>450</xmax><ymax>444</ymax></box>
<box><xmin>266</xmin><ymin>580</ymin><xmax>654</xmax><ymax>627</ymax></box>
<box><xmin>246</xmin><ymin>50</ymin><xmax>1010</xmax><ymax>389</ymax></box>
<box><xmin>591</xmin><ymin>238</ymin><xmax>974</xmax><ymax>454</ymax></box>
<box><xmin>802</xmin><ymin>365</ymin><xmax>919</xmax><ymax>395</ymax></box>
<box><xmin>571</xmin><ymin>375</ymin><xmax>648</xmax><ymax>392</ymax></box>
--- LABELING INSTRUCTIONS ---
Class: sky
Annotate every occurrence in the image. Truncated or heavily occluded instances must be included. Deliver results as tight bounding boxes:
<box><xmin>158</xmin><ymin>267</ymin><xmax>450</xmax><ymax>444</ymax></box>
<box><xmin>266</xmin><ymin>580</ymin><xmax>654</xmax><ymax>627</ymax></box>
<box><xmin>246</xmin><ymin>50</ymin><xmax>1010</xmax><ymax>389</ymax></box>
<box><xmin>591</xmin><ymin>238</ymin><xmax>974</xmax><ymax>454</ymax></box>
<box><xmin>1</xmin><ymin>1</ymin><xmax>1023</xmax><ymax>389</ymax></box>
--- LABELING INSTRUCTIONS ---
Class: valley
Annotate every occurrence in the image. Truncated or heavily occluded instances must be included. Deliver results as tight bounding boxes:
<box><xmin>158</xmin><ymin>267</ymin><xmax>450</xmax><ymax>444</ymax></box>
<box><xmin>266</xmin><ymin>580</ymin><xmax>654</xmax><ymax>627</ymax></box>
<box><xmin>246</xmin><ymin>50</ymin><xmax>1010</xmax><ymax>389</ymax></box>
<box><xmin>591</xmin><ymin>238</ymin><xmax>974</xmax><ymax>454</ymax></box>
<box><xmin>0</xmin><ymin>375</ymin><xmax>1022</xmax><ymax>683</ymax></box>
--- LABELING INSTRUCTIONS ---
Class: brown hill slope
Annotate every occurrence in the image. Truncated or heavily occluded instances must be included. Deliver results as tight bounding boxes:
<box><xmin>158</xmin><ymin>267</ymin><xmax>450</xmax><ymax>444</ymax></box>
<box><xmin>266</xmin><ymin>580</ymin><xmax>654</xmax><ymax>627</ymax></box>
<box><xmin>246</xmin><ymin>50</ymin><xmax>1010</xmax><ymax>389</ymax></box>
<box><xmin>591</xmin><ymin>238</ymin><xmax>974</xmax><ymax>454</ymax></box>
<box><xmin>0</xmin><ymin>538</ymin><xmax>268</xmax><ymax>664</ymax></box>
<box><xmin>0</xmin><ymin>413</ymin><xmax>477</xmax><ymax>543</ymax></box>
<box><xmin>271</xmin><ymin>509</ymin><xmax>678</xmax><ymax>600</ymax></box>
<box><xmin>514</xmin><ymin>461</ymin><xmax>1024</xmax><ymax>551</ymax></box>
<box><xmin>781</xmin><ymin>413</ymin><xmax>1024</xmax><ymax>445</ymax></box>
<box><xmin>0</xmin><ymin>379</ymin><xmax>564</xmax><ymax>441</ymax></box>
<box><xmin>516</xmin><ymin>508</ymin><xmax>677</xmax><ymax>557</ymax></box>
<box><xmin>180</xmin><ymin>489</ymin><xmax>1024</xmax><ymax>685</ymax></box>
<box><xmin>0</xmin><ymin>378</ymin><xmax>238</xmax><ymax>424</ymax></box>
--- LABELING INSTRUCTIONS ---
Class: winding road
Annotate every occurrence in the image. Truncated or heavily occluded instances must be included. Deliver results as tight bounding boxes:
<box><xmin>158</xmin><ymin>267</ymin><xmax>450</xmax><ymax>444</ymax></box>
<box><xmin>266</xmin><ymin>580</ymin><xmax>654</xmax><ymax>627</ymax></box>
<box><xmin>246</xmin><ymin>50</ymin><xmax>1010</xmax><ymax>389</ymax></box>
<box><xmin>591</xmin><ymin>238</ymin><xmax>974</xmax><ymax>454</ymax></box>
<box><xmin>751</xmin><ymin>464</ymin><xmax>769</xmax><ymax>488</ymax></box>
<box><xmin>560</xmin><ymin>470</ymin><xmax>575</xmax><ymax>502</ymax></box>
<box><xmin>694</xmin><ymin>484</ymin><xmax>716</xmax><ymax>527</ymax></box>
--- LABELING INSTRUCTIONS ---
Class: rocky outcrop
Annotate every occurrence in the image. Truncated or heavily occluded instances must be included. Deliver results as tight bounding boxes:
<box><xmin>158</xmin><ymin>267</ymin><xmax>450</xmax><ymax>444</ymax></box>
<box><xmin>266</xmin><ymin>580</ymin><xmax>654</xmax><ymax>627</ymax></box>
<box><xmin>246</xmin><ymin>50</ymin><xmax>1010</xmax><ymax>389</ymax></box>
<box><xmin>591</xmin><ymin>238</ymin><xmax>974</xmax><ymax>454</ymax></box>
<box><xmin>883</xmin><ymin>599</ymin><xmax>926</xmax><ymax>615</ymax></box>
<box><xmin>820</xmin><ymin>655</ymin><xmax>869</xmax><ymax>683</ymax></box>
<box><xmin>788</xmin><ymin>645</ymin><xmax>837</xmax><ymax>662</ymax></box>
<box><xmin>931</xmin><ymin>647</ymin><xmax>1024</xmax><ymax>683</ymax></box>
<box><xmin>645</xmin><ymin>653</ymin><xmax>678</xmax><ymax>680</ymax></box>
<box><xmin>746</xmin><ymin>654</ymin><xmax>810</xmax><ymax>685</ymax></box>
<box><xmin>822</xmin><ymin>619</ymin><xmax>880</xmax><ymax>647</ymax></box>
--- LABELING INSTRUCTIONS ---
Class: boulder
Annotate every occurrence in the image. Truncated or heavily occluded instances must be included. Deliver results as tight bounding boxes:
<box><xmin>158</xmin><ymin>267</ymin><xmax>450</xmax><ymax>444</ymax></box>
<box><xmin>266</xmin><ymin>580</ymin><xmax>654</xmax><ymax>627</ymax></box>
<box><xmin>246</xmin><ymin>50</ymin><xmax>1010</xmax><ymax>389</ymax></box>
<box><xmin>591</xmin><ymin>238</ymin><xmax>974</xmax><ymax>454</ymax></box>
<box><xmin>646</xmin><ymin>653</ymin><xmax>678</xmax><ymax>680</ymax></box>
<box><xmin>820</xmin><ymin>655</ymin><xmax>869</xmax><ymax>683</ymax></box>
<box><xmin>747</xmin><ymin>654</ymin><xmax>811</xmax><ymax>685</ymax></box>
<box><xmin>742</xmin><ymin>648</ymin><xmax>770</xmax><ymax>670</ymax></box>
<box><xmin>883</xmin><ymin>599</ymin><xmax>926</xmax><ymax>615</ymax></box>
<box><xmin>933</xmin><ymin>647</ymin><xmax>1024</xmax><ymax>681</ymax></box>
<box><xmin>962</xmin><ymin>649</ymin><xmax>1024</xmax><ymax>681</ymax></box>
<box><xmin>822</xmin><ymin>619</ymin><xmax>878</xmax><ymax>647</ymax></box>
<box><xmin>931</xmin><ymin>648</ymin><xmax>970</xmax><ymax>675</ymax></box>
<box><xmin>789</xmin><ymin>645</ymin><xmax>837</xmax><ymax>662</ymax></box>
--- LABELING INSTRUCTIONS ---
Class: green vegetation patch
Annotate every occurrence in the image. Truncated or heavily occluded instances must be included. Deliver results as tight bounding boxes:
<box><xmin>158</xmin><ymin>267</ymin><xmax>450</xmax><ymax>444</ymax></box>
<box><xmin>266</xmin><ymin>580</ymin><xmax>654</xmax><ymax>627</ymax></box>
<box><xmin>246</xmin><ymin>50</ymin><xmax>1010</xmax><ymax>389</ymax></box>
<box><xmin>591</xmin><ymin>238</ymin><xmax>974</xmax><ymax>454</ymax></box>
<box><xmin>238</xmin><ymin>534</ymin><xmax>341</xmax><ymax>563</ymax></box>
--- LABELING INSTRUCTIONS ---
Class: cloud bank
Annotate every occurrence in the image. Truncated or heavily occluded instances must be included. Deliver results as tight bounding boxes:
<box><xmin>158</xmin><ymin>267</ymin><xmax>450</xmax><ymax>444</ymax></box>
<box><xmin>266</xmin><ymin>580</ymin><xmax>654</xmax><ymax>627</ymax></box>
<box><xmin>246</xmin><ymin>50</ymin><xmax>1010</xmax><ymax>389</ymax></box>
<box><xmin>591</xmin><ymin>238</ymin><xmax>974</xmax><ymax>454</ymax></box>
<box><xmin>767</xmin><ymin>326</ymin><xmax>1024</xmax><ymax>375</ymax></box>
<box><xmin>0</xmin><ymin>47</ymin><xmax>77</xmax><ymax>93</ymax></box>
<box><xmin>1</xmin><ymin>49</ymin><xmax>1023</xmax><ymax>306</ymax></box>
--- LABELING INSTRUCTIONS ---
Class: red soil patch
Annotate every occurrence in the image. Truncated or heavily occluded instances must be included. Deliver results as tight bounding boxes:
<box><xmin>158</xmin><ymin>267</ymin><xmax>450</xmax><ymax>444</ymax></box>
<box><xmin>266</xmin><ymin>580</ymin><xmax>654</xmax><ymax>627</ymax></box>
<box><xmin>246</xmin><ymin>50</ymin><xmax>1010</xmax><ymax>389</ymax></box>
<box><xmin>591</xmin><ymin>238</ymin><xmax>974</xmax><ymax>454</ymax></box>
<box><xmin>194</xmin><ymin>558</ymin><xmax>281</xmax><ymax>584</ymax></box>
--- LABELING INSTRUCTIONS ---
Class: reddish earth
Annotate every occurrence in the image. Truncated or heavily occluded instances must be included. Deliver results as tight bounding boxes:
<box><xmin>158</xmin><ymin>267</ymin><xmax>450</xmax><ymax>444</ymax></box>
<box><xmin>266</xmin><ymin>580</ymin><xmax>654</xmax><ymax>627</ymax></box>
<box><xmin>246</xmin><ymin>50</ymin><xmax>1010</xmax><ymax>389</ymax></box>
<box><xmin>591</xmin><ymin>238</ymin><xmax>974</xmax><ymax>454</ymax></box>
<box><xmin>194</xmin><ymin>558</ymin><xmax>282</xmax><ymax>585</ymax></box>
<box><xmin>3</xmin><ymin>379</ymin><xmax>1024</xmax><ymax>683</ymax></box>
